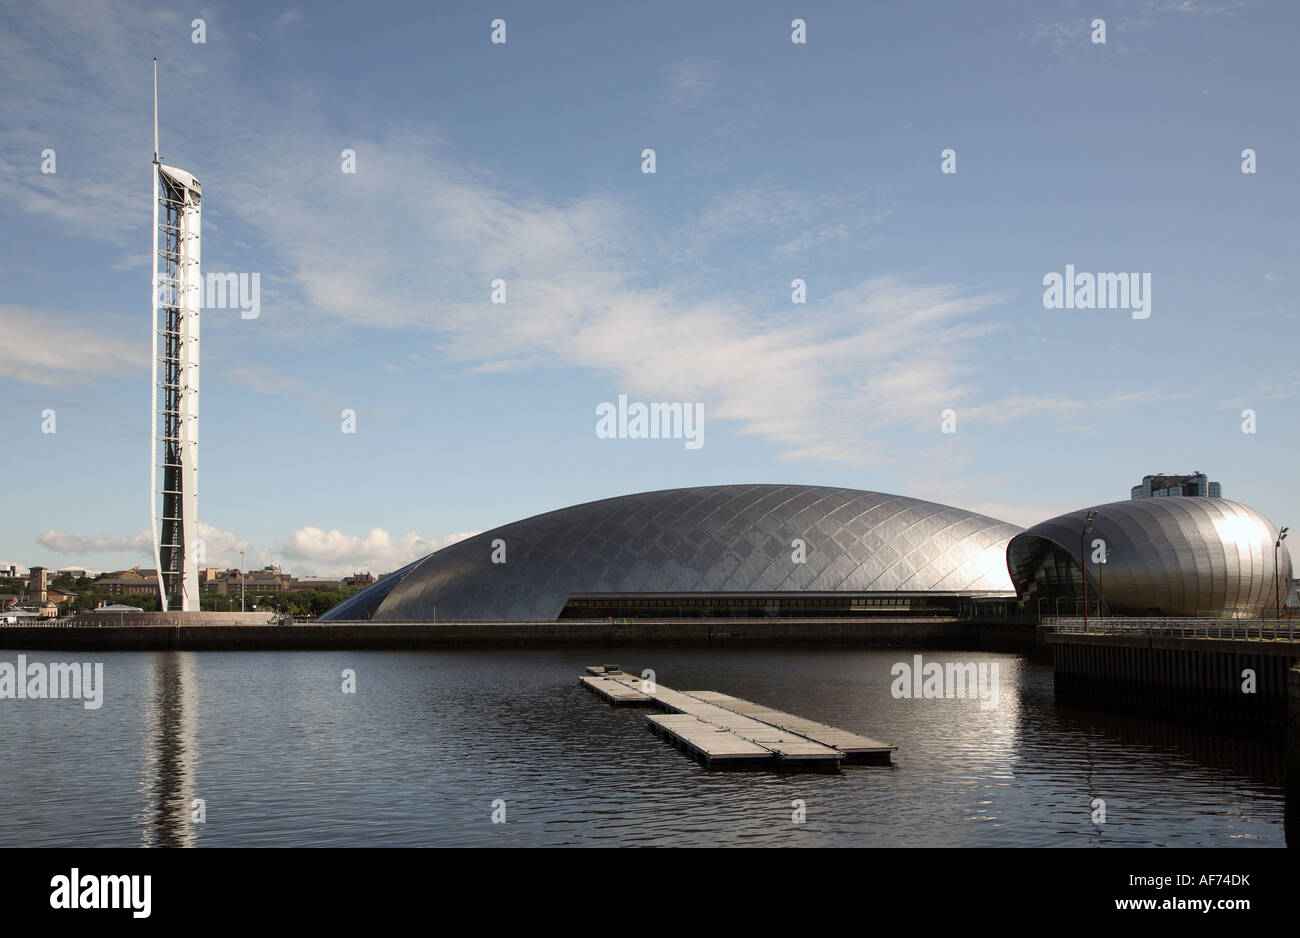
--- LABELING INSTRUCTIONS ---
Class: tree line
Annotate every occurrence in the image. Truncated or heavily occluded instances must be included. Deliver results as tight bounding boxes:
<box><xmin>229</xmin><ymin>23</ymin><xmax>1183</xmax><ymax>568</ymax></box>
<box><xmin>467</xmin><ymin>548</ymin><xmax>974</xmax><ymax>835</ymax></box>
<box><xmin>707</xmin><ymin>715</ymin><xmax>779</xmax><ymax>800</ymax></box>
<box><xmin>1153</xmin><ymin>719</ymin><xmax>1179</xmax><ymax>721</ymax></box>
<box><xmin>0</xmin><ymin>576</ymin><xmax>361</xmax><ymax>617</ymax></box>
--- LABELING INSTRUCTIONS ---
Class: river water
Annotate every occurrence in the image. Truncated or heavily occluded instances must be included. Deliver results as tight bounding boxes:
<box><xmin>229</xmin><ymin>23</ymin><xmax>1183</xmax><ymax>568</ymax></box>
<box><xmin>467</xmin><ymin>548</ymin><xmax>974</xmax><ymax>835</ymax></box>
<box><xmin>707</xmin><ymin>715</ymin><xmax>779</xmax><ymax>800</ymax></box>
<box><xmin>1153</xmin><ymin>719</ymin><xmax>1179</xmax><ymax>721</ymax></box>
<box><xmin>0</xmin><ymin>646</ymin><xmax>1288</xmax><ymax>847</ymax></box>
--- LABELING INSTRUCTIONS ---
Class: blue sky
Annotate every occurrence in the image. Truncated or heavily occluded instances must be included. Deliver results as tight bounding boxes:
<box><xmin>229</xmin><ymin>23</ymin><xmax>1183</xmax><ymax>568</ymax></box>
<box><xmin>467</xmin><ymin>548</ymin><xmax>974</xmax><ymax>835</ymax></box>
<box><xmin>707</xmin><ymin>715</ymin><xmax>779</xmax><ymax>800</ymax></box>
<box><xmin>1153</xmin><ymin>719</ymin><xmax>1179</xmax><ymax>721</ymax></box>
<box><xmin>1</xmin><ymin>0</ymin><xmax>1296</xmax><ymax>576</ymax></box>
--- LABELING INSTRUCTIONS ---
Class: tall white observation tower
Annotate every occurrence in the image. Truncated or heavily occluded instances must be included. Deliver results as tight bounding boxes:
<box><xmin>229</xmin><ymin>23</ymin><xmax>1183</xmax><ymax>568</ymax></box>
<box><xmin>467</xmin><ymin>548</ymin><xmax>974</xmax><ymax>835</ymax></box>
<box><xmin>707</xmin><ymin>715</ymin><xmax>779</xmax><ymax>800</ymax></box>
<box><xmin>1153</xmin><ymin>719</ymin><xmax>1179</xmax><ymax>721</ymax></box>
<box><xmin>151</xmin><ymin>59</ymin><xmax>202</xmax><ymax>611</ymax></box>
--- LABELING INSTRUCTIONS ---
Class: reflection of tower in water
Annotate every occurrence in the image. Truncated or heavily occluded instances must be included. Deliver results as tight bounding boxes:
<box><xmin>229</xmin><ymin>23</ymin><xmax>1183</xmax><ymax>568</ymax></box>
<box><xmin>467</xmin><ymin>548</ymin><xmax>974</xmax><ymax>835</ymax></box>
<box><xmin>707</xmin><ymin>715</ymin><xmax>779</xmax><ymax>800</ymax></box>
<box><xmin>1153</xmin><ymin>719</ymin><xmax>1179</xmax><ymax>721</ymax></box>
<box><xmin>138</xmin><ymin>652</ymin><xmax>199</xmax><ymax>847</ymax></box>
<box><xmin>1288</xmin><ymin>747</ymin><xmax>1300</xmax><ymax>848</ymax></box>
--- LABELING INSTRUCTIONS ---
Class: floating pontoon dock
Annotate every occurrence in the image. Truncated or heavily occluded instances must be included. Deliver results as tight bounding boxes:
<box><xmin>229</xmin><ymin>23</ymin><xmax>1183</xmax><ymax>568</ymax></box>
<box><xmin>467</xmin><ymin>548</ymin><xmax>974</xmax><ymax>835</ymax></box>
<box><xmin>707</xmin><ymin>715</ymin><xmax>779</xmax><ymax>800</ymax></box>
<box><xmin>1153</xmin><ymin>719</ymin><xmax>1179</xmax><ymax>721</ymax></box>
<box><xmin>579</xmin><ymin>666</ymin><xmax>895</xmax><ymax>766</ymax></box>
<box><xmin>578</xmin><ymin>673</ymin><xmax>656</xmax><ymax>705</ymax></box>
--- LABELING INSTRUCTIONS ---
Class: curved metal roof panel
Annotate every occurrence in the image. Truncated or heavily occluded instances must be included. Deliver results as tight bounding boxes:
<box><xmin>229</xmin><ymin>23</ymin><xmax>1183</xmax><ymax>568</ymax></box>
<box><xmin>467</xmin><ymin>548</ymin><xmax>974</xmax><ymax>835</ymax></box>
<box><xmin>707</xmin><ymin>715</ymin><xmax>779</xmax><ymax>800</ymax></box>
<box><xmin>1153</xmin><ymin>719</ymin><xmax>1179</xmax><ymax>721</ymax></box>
<box><xmin>321</xmin><ymin>484</ymin><xmax>1022</xmax><ymax>622</ymax></box>
<box><xmin>1007</xmin><ymin>497</ymin><xmax>1291</xmax><ymax>617</ymax></box>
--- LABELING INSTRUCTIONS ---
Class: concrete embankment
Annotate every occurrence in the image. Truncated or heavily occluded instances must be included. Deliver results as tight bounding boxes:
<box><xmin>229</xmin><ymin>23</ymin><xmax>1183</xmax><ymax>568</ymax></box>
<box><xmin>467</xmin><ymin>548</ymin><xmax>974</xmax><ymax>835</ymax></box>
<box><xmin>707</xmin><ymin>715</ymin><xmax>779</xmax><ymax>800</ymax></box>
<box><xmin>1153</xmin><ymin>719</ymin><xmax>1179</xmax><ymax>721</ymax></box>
<box><xmin>1048</xmin><ymin>630</ymin><xmax>1300</xmax><ymax>731</ymax></box>
<box><xmin>0</xmin><ymin>614</ymin><xmax>999</xmax><ymax>651</ymax></box>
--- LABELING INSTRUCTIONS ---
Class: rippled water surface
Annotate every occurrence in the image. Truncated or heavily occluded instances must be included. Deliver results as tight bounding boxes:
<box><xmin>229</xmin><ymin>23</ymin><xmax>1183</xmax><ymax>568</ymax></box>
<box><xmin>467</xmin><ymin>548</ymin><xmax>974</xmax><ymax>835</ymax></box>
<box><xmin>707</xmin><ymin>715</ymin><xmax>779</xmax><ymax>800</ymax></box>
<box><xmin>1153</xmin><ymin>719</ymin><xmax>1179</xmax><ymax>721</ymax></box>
<box><xmin>0</xmin><ymin>647</ymin><xmax>1288</xmax><ymax>846</ymax></box>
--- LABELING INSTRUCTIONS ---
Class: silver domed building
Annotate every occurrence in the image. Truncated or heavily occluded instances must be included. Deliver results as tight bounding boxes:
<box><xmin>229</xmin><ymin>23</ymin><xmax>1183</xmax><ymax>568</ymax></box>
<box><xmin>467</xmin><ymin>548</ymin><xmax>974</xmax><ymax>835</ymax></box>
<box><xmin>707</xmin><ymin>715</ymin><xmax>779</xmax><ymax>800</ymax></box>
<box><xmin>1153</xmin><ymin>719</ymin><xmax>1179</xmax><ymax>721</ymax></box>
<box><xmin>321</xmin><ymin>484</ymin><xmax>1022</xmax><ymax>622</ymax></box>
<box><xmin>1007</xmin><ymin>498</ymin><xmax>1292</xmax><ymax>618</ymax></box>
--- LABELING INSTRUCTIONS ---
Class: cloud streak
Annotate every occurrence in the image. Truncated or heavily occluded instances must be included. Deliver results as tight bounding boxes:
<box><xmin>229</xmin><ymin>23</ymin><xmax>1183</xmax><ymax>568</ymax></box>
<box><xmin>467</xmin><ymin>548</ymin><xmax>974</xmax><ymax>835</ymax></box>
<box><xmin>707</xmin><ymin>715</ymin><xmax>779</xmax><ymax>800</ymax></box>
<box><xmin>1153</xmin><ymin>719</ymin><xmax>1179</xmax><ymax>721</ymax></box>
<box><xmin>663</xmin><ymin>58</ymin><xmax>720</xmax><ymax>109</ymax></box>
<box><xmin>34</xmin><ymin>521</ymin><xmax>477</xmax><ymax>578</ymax></box>
<box><xmin>0</xmin><ymin>0</ymin><xmax>1182</xmax><ymax>471</ymax></box>
<box><xmin>0</xmin><ymin>304</ymin><xmax>143</xmax><ymax>386</ymax></box>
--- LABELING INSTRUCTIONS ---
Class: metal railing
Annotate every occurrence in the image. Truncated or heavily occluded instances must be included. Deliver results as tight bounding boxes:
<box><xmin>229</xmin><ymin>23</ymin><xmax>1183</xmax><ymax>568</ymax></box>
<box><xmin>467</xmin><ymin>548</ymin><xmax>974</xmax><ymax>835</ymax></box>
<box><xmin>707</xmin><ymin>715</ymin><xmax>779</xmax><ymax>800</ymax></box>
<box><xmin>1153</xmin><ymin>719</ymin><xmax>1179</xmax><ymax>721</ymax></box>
<box><xmin>0</xmin><ymin>613</ymin><xmax>280</xmax><ymax>627</ymax></box>
<box><xmin>1041</xmin><ymin>616</ymin><xmax>1299</xmax><ymax>641</ymax></box>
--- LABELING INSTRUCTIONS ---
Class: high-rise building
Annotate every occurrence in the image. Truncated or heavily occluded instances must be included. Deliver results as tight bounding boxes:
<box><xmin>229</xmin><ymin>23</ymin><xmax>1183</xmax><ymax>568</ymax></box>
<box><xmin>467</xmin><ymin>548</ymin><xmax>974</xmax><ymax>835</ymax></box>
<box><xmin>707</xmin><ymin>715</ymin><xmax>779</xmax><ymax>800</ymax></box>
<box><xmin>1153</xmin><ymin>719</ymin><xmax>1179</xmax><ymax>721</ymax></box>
<box><xmin>1130</xmin><ymin>472</ymin><xmax>1221</xmax><ymax>500</ymax></box>
<box><xmin>150</xmin><ymin>60</ymin><xmax>202</xmax><ymax>612</ymax></box>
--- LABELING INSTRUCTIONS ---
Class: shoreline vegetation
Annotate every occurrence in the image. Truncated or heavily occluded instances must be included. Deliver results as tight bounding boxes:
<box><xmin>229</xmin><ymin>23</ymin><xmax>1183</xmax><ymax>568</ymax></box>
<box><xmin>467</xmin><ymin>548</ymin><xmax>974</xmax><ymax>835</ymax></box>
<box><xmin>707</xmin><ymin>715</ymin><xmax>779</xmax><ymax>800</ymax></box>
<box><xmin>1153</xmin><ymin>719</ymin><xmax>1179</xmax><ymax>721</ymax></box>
<box><xmin>0</xmin><ymin>575</ymin><xmax>364</xmax><ymax>617</ymax></box>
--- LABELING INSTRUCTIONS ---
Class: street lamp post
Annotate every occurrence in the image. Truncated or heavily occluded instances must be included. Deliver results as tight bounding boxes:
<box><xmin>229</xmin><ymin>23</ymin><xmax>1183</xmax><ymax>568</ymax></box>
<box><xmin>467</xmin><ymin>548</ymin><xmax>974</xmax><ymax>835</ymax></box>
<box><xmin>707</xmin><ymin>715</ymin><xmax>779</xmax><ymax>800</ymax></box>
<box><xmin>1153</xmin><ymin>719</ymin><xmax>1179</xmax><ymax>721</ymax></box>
<box><xmin>1098</xmin><ymin>545</ymin><xmax>1106</xmax><ymax>622</ymax></box>
<box><xmin>1275</xmin><ymin>527</ymin><xmax>1289</xmax><ymax>620</ymax></box>
<box><xmin>1081</xmin><ymin>509</ymin><xmax>1097</xmax><ymax>629</ymax></box>
<box><xmin>240</xmin><ymin>550</ymin><xmax>245</xmax><ymax>613</ymax></box>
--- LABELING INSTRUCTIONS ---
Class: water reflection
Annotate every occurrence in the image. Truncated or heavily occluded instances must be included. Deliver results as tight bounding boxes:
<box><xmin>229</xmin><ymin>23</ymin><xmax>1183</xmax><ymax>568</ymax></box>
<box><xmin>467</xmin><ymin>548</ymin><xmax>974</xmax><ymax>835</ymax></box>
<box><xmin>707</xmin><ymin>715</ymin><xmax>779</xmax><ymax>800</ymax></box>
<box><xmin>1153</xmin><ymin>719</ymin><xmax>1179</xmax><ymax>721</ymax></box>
<box><xmin>137</xmin><ymin>651</ymin><xmax>199</xmax><ymax>847</ymax></box>
<box><xmin>1285</xmin><ymin>750</ymin><xmax>1300</xmax><ymax>848</ymax></box>
<box><xmin>0</xmin><ymin>647</ymin><xmax>1285</xmax><ymax>846</ymax></box>
<box><xmin>1050</xmin><ymin>702</ymin><xmax>1288</xmax><ymax>783</ymax></box>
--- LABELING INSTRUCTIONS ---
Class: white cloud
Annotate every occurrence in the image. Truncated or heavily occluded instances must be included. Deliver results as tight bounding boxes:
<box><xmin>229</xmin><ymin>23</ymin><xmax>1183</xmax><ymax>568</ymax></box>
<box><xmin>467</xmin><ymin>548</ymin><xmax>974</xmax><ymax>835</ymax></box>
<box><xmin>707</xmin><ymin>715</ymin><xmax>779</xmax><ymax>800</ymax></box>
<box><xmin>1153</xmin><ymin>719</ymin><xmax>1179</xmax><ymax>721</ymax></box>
<box><xmin>1023</xmin><ymin>0</ymin><xmax>1251</xmax><ymax>51</ymax></box>
<box><xmin>1019</xmin><ymin>19</ymin><xmax>1090</xmax><ymax>52</ymax></box>
<box><xmin>37</xmin><ymin>529</ymin><xmax>153</xmax><ymax>554</ymax></box>
<box><xmin>227</xmin><ymin>365</ymin><xmax>308</xmax><ymax>396</ymax></box>
<box><xmin>664</xmin><ymin>59</ymin><xmax>720</xmax><ymax>109</ymax></box>
<box><xmin>111</xmin><ymin>252</ymin><xmax>152</xmax><ymax>272</ymax></box>
<box><xmin>686</xmin><ymin>183</ymin><xmax>887</xmax><ymax>257</ymax></box>
<box><xmin>34</xmin><ymin>522</ymin><xmax>258</xmax><ymax>568</ymax></box>
<box><xmin>1224</xmin><ymin>376</ymin><xmax>1300</xmax><ymax>408</ymax></box>
<box><xmin>272</xmin><ymin>9</ymin><xmax>304</xmax><ymax>30</ymax></box>
<box><xmin>30</xmin><ymin>520</ymin><xmax>466</xmax><ymax>577</ymax></box>
<box><xmin>279</xmin><ymin>527</ymin><xmax>478</xmax><ymax>576</ymax></box>
<box><xmin>0</xmin><ymin>0</ymin><xmax>1168</xmax><ymax>469</ymax></box>
<box><xmin>0</xmin><ymin>1</ymin><xmax>1003</xmax><ymax>466</ymax></box>
<box><xmin>961</xmin><ymin>390</ymin><xmax>1188</xmax><ymax>425</ymax></box>
<box><xmin>0</xmin><ymin>304</ymin><xmax>143</xmax><ymax>386</ymax></box>
<box><xmin>193</xmin><ymin>522</ymin><xmax>260</xmax><ymax>568</ymax></box>
<box><xmin>208</xmin><ymin>123</ymin><xmax>999</xmax><ymax>465</ymax></box>
<box><xmin>1150</xmin><ymin>0</ymin><xmax>1250</xmax><ymax>14</ymax></box>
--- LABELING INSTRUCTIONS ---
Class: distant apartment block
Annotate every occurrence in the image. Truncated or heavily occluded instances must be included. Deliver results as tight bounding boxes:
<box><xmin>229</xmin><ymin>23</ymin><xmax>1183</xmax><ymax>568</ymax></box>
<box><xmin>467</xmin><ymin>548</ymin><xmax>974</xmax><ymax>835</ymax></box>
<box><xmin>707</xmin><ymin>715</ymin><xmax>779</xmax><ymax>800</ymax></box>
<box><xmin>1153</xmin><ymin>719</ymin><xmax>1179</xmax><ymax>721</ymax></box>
<box><xmin>289</xmin><ymin>576</ymin><xmax>346</xmax><ymax>591</ymax></box>
<box><xmin>1131</xmin><ymin>472</ymin><xmax>1221</xmax><ymax>500</ymax></box>
<box><xmin>95</xmin><ymin>567</ymin><xmax>159</xmax><ymax>596</ymax></box>
<box><xmin>203</xmin><ymin>568</ymin><xmax>291</xmax><ymax>595</ymax></box>
<box><xmin>2</xmin><ymin>563</ymin><xmax>374</xmax><ymax>602</ymax></box>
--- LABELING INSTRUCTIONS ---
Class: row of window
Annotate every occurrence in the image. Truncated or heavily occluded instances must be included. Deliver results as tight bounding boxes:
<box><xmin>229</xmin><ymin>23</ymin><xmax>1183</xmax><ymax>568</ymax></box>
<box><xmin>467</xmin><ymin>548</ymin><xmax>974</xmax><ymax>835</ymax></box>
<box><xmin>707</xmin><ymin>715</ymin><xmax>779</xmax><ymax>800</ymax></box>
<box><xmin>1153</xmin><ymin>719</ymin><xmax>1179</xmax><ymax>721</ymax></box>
<box><xmin>559</xmin><ymin>594</ymin><xmax>966</xmax><ymax>618</ymax></box>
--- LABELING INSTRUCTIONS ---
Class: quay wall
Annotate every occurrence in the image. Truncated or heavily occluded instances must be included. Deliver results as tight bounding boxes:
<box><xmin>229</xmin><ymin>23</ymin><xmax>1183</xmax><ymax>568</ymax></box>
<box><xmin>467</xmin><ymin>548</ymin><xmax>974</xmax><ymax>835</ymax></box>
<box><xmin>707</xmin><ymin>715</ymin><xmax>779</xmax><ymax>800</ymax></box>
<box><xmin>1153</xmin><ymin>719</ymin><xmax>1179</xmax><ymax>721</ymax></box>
<box><xmin>1047</xmin><ymin>631</ymin><xmax>1299</xmax><ymax>731</ymax></box>
<box><xmin>0</xmin><ymin>615</ymin><xmax>987</xmax><ymax>651</ymax></box>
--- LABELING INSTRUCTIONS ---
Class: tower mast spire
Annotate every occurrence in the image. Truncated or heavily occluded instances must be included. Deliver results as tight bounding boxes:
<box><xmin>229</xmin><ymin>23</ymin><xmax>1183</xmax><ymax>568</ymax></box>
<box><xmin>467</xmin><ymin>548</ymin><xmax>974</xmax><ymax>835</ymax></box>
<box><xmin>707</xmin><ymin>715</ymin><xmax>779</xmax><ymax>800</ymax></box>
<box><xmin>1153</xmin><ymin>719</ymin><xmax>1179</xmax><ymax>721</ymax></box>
<box><xmin>152</xmin><ymin>57</ymin><xmax>159</xmax><ymax>164</ymax></box>
<box><xmin>150</xmin><ymin>57</ymin><xmax>202</xmax><ymax>612</ymax></box>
